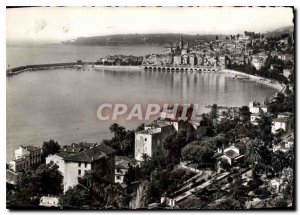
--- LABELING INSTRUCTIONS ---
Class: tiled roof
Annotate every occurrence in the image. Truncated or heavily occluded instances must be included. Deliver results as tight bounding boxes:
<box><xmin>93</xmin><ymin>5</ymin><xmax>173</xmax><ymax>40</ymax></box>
<box><xmin>224</xmin><ymin>150</ymin><xmax>239</xmax><ymax>159</ymax></box>
<box><xmin>23</xmin><ymin>145</ymin><xmax>41</xmax><ymax>152</ymax></box>
<box><xmin>273</xmin><ymin>117</ymin><xmax>291</xmax><ymax>123</ymax></box>
<box><xmin>115</xmin><ymin>156</ymin><xmax>132</xmax><ymax>162</ymax></box>
<box><xmin>63</xmin><ymin>144</ymin><xmax>115</xmax><ymax>162</ymax></box>
<box><xmin>116</xmin><ymin>162</ymin><xmax>128</xmax><ymax>169</ymax></box>
<box><xmin>71</xmin><ymin>142</ymin><xmax>98</xmax><ymax>149</ymax></box>
<box><xmin>56</xmin><ymin>151</ymin><xmax>78</xmax><ymax>159</ymax></box>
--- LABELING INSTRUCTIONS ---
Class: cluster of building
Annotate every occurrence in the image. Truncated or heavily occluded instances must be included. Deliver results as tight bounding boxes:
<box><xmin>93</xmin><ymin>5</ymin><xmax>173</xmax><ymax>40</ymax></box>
<box><xmin>142</xmin><ymin>36</ymin><xmax>224</xmax><ymax>68</ymax></box>
<box><xmin>7</xmin><ymin>142</ymin><xmax>134</xmax><ymax>193</ymax></box>
<box><xmin>248</xmin><ymin>101</ymin><xmax>294</xmax><ymax>153</ymax></box>
<box><xmin>142</xmin><ymin>33</ymin><xmax>294</xmax><ymax>83</ymax></box>
<box><xmin>134</xmin><ymin>105</ymin><xmax>207</xmax><ymax>161</ymax></box>
<box><xmin>96</xmin><ymin>55</ymin><xmax>143</xmax><ymax>66</ymax></box>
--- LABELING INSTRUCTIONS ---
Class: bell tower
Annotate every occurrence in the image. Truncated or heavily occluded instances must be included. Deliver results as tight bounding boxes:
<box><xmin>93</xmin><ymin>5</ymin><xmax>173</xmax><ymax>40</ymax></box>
<box><xmin>180</xmin><ymin>35</ymin><xmax>184</xmax><ymax>49</ymax></box>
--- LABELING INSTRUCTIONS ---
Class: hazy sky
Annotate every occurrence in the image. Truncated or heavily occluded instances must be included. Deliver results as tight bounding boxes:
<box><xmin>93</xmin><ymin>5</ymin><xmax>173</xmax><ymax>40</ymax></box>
<box><xmin>6</xmin><ymin>7</ymin><xmax>294</xmax><ymax>42</ymax></box>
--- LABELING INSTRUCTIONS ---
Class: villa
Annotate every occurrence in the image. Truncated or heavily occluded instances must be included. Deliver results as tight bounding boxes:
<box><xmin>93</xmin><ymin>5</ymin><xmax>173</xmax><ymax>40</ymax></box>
<box><xmin>46</xmin><ymin>143</ymin><xmax>115</xmax><ymax>192</ymax></box>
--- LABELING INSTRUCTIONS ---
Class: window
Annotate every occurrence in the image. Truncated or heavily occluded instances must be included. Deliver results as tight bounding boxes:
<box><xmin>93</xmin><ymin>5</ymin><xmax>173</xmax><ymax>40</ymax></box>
<box><xmin>144</xmin><ymin>138</ymin><xmax>147</xmax><ymax>141</ymax></box>
<box><xmin>117</xmin><ymin>176</ymin><xmax>121</xmax><ymax>179</ymax></box>
<box><xmin>78</xmin><ymin>170</ymin><xmax>81</xmax><ymax>175</ymax></box>
<box><xmin>85</xmin><ymin>162</ymin><xmax>87</xmax><ymax>168</ymax></box>
<box><xmin>78</xmin><ymin>162</ymin><xmax>81</xmax><ymax>167</ymax></box>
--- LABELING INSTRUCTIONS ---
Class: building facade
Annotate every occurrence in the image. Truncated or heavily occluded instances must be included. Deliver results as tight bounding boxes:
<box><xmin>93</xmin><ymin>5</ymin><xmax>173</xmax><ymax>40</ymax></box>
<box><xmin>46</xmin><ymin>143</ymin><xmax>115</xmax><ymax>192</ymax></box>
<box><xmin>9</xmin><ymin>145</ymin><xmax>42</xmax><ymax>172</ymax></box>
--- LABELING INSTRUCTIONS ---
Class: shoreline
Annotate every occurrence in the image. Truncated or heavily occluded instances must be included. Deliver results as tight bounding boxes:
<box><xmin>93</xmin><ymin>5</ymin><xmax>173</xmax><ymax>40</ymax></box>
<box><xmin>221</xmin><ymin>69</ymin><xmax>285</xmax><ymax>92</ymax></box>
<box><xmin>7</xmin><ymin>63</ymin><xmax>285</xmax><ymax>94</ymax></box>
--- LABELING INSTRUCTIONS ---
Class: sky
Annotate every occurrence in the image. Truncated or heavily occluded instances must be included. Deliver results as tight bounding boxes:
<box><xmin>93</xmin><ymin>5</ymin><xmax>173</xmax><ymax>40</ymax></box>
<box><xmin>6</xmin><ymin>7</ymin><xmax>294</xmax><ymax>43</ymax></box>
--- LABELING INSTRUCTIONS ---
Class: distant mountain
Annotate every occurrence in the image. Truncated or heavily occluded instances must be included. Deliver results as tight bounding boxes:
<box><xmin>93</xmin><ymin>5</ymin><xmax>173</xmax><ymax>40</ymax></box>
<box><xmin>62</xmin><ymin>34</ymin><xmax>226</xmax><ymax>46</ymax></box>
<box><xmin>62</xmin><ymin>26</ymin><xmax>294</xmax><ymax>46</ymax></box>
<box><xmin>264</xmin><ymin>26</ymin><xmax>294</xmax><ymax>38</ymax></box>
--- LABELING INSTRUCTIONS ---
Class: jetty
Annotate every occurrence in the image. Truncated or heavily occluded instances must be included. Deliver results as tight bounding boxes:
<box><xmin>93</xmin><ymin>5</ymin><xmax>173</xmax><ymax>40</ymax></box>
<box><xmin>6</xmin><ymin>62</ymin><xmax>94</xmax><ymax>76</ymax></box>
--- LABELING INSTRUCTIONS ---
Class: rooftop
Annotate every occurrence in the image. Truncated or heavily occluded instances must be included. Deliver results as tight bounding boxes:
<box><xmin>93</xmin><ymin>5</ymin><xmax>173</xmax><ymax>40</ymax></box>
<box><xmin>57</xmin><ymin>144</ymin><xmax>115</xmax><ymax>163</ymax></box>
<box><xmin>137</xmin><ymin>127</ymin><xmax>162</xmax><ymax>135</ymax></box>
<box><xmin>278</xmin><ymin>112</ymin><xmax>294</xmax><ymax>118</ymax></box>
<box><xmin>273</xmin><ymin>117</ymin><xmax>291</xmax><ymax>123</ymax></box>
<box><xmin>224</xmin><ymin>149</ymin><xmax>240</xmax><ymax>159</ymax></box>
<box><xmin>21</xmin><ymin>145</ymin><xmax>41</xmax><ymax>152</ymax></box>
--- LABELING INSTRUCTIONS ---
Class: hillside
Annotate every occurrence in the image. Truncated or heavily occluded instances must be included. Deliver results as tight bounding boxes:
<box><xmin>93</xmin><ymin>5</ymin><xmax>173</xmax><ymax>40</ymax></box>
<box><xmin>62</xmin><ymin>25</ymin><xmax>294</xmax><ymax>46</ymax></box>
<box><xmin>62</xmin><ymin>34</ymin><xmax>226</xmax><ymax>46</ymax></box>
<box><xmin>264</xmin><ymin>26</ymin><xmax>294</xmax><ymax>38</ymax></box>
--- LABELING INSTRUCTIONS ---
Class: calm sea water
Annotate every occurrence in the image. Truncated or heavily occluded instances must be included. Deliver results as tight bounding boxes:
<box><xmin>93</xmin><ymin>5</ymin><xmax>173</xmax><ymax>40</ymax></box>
<box><xmin>6</xmin><ymin>44</ymin><xmax>165</xmax><ymax>68</ymax></box>
<box><xmin>6</xmin><ymin>45</ymin><xmax>277</xmax><ymax>161</ymax></box>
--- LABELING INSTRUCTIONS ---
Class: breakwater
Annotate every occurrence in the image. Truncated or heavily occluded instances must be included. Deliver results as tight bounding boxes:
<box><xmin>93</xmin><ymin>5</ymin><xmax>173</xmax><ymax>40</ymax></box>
<box><xmin>6</xmin><ymin>62</ymin><xmax>95</xmax><ymax>76</ymax></box>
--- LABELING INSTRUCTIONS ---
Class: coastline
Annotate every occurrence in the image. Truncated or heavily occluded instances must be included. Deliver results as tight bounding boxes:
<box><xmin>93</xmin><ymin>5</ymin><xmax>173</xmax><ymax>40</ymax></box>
<box><xmin>6</xmin><ymin>63</ymin><xmax>285</xmax><ymax>94</ymax></box>
<box><xmin>221</xmin><ymin>69</ymin><xmax>285</xmax><ymax>93</ymax></box>
<box><xmin>92</xmin><ymin>65</ymin><xmax>142</xmax><ymax>70</ymax></box>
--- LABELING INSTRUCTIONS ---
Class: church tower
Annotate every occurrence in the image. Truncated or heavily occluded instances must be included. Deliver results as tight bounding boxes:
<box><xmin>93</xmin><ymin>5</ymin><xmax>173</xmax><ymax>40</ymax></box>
<box><xmin>180</xmin><ymin>35</ymin><xmax>184</xmax><ymax>49</ymax></box>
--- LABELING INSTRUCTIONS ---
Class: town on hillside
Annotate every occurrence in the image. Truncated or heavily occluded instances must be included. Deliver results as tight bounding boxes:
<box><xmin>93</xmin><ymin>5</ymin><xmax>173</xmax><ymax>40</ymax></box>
<box><xmin>97</xmin><ymin>33</ymin><xmax>294</xmax><ymax>83</ymax></box>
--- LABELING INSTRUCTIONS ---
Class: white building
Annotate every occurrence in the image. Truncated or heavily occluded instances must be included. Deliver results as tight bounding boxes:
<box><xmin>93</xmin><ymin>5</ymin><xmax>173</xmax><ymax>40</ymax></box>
<box><xmin>135</xmin><ymin>128</ymin><xmax>163</xmax><ymax>162</ymax></box>
<box><xmin>251</xmin><ymin>58</ymin><xmax>263</xmax><ymax>70</ymax></box>
<box><xmin>271</xmin><ymin>112</ymin><xmax>294</xmax><ymax>134</ymax></box>
<box><xmin>46</xmin><ymin>144</ymin><xmax>115</xmax><ymax>193</ymax></box>
<box><xmin>250</xmin><ymin>113</ymin><xmax>260</xmax><ymax>125</ymax></box>
<box><xmin>219</xmin><ymin>145</ymin><xmax>244</xmax><ymax>166</ymax></box>
<box><xmin>9</xmin><ymin>146</ymin><xmax>42</xmax><ymax>172</ymax></box>
<box><xmin>249</xmin><ymin>101</ymin><xmax>268</xmax><ymax>114</ymax></box>
<box><xmin>115</xmin><ymin>156</ymin><xmax>133</xmax><ymax>184</ymax></box>
<box><xmin>283</xmin><ymin>69</ymin><xmax>292</xmax><ymax>78</ymax></box>
<box><xmin>39</xmin><ymin>196</ymin><xmax>60</xmax><ymax>207</ymax></box>
<box><xmin>273</xmin><ymin>137</ymin><xmax>294</xmax><ymax>153</ymax></box>
<box><xmin>135</xmin><ymin>121</ymin><xmax>174</xmax><ymax>161</ymax></box>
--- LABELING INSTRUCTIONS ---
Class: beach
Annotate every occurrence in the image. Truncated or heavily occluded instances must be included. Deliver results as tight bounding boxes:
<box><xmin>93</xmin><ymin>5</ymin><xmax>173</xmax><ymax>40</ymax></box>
<box><xmin>222</xmin><ymin>69</ymin><xmax>285</xmax><ymax>92</ymax></box>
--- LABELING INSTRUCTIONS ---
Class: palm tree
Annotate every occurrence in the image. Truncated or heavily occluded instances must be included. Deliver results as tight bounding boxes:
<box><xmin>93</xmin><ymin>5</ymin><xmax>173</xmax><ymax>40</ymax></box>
<box><xmin>130</xmin><ymin>181</ymin><xmax>148</xmax><ymax>209</ymax></box>
<box><xmin>245</xmin><ymin>139</ymin><xmax>262</xmax><ymax>178</ymax></box>
<box><xmin>109</xmin><ymin>123</ymin><xmax>121</xmax><ymax>139</ymax></box>
<box><xmin>271</xmin><ymin>152</ymin><xmax>288</xmax><ymax>178</ymax></box>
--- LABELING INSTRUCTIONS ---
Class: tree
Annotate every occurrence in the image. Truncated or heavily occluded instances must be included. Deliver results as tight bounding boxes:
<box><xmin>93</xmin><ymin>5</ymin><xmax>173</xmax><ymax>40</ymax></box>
<box><xmin>60</xmin><ymin>185</ymin><xmax>90</xmax><ymax>208</ymax></box>
<box><xmin>109</xmin><ymin>123</ymin><xmax>126</xmax><ymax>140</ymax></box>
<box><xmin>120</xmin><ymin>130</ymin><xmax>135</xmax><ymax>155</ymax></box>
<box><xmin>63</xmin><ymin>170</ymin><xmax>129</xmax><ymax>208</ymax></box>
<box><xmin>163</xmin><ymin>130</ymin><xmax>187</xmax><ymax>165</ymax></box>
<box><xmin>136</xmin><ymin>123</ymin><xmax>145</xmax><ymax>132</ymax></box>
<box><xmin>245</xmin><ymin>139</ymin><xmax>263</xmax><ymax>178</ymax></box>
<box><xmin>182</xmin><ymin>142</ymin><xmax>215</xmax><ymax>168</ymax></box>
<box><xmin>273</xmin><ymin>197</ymin><xmax>289</xmax><ymax>208</ymax></box>
<box><xmin>209</xmin><ymin>104</ymin><xmax>219</xmax><ymax>120</ymax></box>
<box><xmin>239</xmin><ymin>106</ymin><xmax>251</xmax><ymax>121</ymax></box>
<box><xmin>256</xmin><ymin>111</ymin><xmax>273</xmax><ymax>143</ymax></box>
<box><xmin>130</xmin><ymin>181</ymin><xmax>148</xmax><ymax>209</ymax></box>
<box><xmin>42</xmin><ymin>139</ymin><xmax>61</xmax><ymax>163</ymax></box>
<box><xmin>9</xmin><ymin>163</ymin><xmax>63</xmax><ymax>207</ymax></box>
